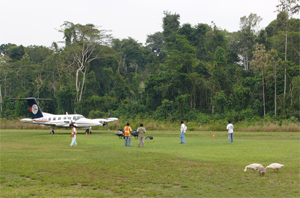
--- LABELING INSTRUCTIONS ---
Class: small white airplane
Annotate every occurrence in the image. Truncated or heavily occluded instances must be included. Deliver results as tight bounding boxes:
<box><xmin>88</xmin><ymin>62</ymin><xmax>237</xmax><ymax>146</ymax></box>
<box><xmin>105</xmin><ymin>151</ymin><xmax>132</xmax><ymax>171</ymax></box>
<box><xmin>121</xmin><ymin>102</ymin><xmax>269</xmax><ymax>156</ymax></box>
<box><xmin>12</xmin><ymin>97</ymin><xmax>118</xmax><ymax>134</ymax></box>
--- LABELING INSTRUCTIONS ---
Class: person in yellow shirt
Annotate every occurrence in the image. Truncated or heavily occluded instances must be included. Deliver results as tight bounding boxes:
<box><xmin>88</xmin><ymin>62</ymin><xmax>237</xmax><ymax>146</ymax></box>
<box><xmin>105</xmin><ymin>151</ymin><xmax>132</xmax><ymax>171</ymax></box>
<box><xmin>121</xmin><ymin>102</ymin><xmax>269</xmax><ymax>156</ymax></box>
<box><xmin>124</xmin><ymin>123</ymin><xmax>132</xmax><ymax>147</ymax></box>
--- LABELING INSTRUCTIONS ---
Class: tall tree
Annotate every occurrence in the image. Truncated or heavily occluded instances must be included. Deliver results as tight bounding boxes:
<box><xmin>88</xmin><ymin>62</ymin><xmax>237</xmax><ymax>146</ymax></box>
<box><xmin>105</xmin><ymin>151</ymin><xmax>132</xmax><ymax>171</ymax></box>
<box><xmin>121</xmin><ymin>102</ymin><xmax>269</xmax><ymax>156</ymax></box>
<box><xmin>162</xmin><ymin>11</ymin><xmax>180</xmax><ymax>50</ymax></box>
<box><xmin>60</xmin><ymin>22</ymin><xmax>110</xmax><ymax>104</ymax></box>
<box><xmin>210</xmin><ymin>46</ymin><xmax>228</xmax><ymax>114</ymax></box>
<box><xmin>251</xmin><ymin>45</ymin><xmax>273</xmax><ymax>117</ymax></box>
<box><xmin>269</xmin><ymin>50</ymin><xmax>281</xmax><ymax>115</ymax></box>
<box><xmin>194</xmin><ymin>23</ymin><xmax>210</xmax><ymax>60</ymax></box>
<box><xmin>112</xmin><ymin>38</ymin><xmax>145</xmax><ymax>76</ymax></box>
<box><xmin>238</xmin><ymin>13</ymin><xmax>262</xmax><ymax>70</ymax></box>
<box><xmin>276</xmin><ymin>0</ymin><xmax>300</xmax><ymax>98</ymax></box>
<box><xmin>146</xmin><ymin>32</ymin><xmax>164</xmax><ymax>54</ymax></box>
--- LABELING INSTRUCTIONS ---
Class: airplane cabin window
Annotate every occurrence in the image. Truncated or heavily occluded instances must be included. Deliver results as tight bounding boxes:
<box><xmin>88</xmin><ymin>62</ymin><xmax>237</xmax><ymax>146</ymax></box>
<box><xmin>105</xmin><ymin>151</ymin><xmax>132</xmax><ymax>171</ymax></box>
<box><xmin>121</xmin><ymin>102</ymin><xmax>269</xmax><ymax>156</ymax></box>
<box><xmin>48</xmin><ymin>117</ymin><xmax>51</xmax><ymax>121</ymax></box>
<box><xmin>58</xmin><ymin>117</ymin><xmax>61</xmax><ymax>120</ymax></box>
<box><xmin>68</xmin><ymin>117</ymin><xmax>71</xmax><ymax>120</ymax></box>
<box><xmin>63</xmin><ymin>117</ymin><xmax>66</xmax><ymax>120</ymax></box>
<box><xmin>73</xmin><ymin>116</ymin><xmax>76</xmax><ymax>120</ymax></box>
<box><xmin>53</xmin><ymin>117</ymin><xmax>56</xmax><ymax>121</ymax></box>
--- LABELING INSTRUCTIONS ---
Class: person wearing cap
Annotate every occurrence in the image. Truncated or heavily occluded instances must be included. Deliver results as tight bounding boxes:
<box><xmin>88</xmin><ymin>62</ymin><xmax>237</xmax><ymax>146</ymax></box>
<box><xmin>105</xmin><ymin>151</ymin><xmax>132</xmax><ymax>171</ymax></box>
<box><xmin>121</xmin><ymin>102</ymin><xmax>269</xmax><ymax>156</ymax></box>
<box><xmin>124</xmin><ymin>123</ymin><xmax>132</xmax><ymax>147</ymax></box>
<box><xmin>137</xmin><ymin>123</ymin><xmax>146</xmax><ymax>147</ymax></box>
<box><xmin>226</xmin><ymin>121</ymin><xmax>234</xmax><ymax>143</ymax></box>
<box><xmin>70</xmin><ymin>124</ymin><xmax>77</xmax><ymax>146</ymax></box>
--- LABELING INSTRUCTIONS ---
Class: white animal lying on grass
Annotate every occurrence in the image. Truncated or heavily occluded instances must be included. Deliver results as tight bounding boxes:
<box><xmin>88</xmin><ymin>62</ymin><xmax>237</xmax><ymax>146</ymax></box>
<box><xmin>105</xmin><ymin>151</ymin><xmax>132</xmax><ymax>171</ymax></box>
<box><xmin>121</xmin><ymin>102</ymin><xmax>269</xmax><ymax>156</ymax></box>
<box><xmin>266</xmin><ymin>163</ymin><xmax>284</xmax><ymax>173</ymax></box>
<box><xmin>244</xmin><ymin>163</ymin><xmax>263</xmax><ymax>173</ymax></box>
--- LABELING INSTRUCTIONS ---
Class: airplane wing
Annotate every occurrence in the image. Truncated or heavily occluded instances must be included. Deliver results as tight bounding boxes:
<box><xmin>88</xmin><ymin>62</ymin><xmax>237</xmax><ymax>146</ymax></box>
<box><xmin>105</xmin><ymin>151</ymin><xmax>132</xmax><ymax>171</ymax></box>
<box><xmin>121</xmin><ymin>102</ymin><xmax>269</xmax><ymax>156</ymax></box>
<box><xmin>73</xmin><ymin>118</ymin><xmax>105</xmax><ymax>128</ymax></box>
<box><xmin>33</xmin><ymin>122</ymin><xmax>57</xmax><ymax>126</ymax></box>
<box><xmin>92</xmin><ymin>117</ymin><xmax>119</xmax><ymax>123</ymax></box>
<box><xmin>72</xmin><ymin>117</ymin><xmax>118</xmax><ymax>129</ymax></box>
<box><xmin>106</xmin><ymin>117</ymin><xmax>119</xmax><ymax>122</ymax></box>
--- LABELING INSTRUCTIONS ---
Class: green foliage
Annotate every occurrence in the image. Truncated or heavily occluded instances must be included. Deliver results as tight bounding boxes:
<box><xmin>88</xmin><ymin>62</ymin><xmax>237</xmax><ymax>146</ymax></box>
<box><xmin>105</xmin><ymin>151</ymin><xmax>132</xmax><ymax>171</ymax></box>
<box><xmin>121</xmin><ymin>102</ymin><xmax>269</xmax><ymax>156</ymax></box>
<box><xmin>154</xmin><ymin>99</ymin><xmax>174</xmax><ymax>120</ymax></box>
<box><xmin>88</xmin><ymin>110</ymin><xmax>106</xmax><ymax>118</ymax></box>
<box><xmin>163</xmin><ymin>11</ymin><xmax>180</xmax><ymax>49</ymax></box>
<box><xmin>1</xmin><ymin>13</ymin><xmax>299</xmax><ymax>124</ymax></box>
<box><xmin>56</xmin><ymin>87</ymin><xmax>76</xmax><ymax>114</ymax></box>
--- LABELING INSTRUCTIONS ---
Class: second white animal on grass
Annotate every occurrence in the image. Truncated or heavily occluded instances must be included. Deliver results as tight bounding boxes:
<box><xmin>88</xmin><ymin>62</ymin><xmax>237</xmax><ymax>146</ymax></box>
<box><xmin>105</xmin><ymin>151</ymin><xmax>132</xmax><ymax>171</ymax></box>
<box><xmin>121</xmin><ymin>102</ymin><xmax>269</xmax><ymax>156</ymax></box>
<box><xmin>258</xmin><ymin>166</ymin><xmax>267</xmax><ymax>176</ymax></box>
<box><xmin>266</xmin><ymin>163</ymin><xmax>284</xmax><ymax>173</ymax></box>
<box><xmin>244</xmin><ymin>163</ymin><xmax>263</xmax><ymax>173</ymax></box>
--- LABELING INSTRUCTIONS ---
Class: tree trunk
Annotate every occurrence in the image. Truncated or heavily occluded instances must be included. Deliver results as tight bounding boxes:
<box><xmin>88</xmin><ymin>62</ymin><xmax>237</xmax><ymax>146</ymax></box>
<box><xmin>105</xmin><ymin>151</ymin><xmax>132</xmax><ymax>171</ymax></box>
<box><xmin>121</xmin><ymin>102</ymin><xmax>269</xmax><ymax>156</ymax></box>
<box><xmin>274</xmin><ymin>62</ymin><xmax>277</xmax><ymax>116</ymax></box>
<box><xmin>284</xmin><ymin>32</ymin><xmax>287</xmax><ymax>99</ymax></box>
<box><xmin>76</xmin><ymin>68</ymin><xmax>80</xmax><ymax>102</ymax></box>
<box><xmin>0</xmin><ymin>85</ymin><xmax>2</xmax><ymax>112</ymax></box>
<box><xmin>262</xmin><ymin>69</ymin><xmax>265</xmax><ymax>117</ymax></box>
<box><xmin>4</xmin><ymin>75</ymin><xmax>7</xmax><ymax>96</ymax></box>
<box><xmin>79</xmin><ymin>67</ymin><xmax>86</xmax><ymax>102</ymax></box>
<box><xmin>290</xmin><ymin>83</ymin><xmax>293</xmax><ymax>106</ymax></box>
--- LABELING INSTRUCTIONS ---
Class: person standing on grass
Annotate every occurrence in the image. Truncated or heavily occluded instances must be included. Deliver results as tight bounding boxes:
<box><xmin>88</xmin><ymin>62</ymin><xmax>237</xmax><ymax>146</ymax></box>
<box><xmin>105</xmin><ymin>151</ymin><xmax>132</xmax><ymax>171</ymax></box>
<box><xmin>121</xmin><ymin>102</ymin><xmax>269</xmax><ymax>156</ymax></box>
<box><xmin>70</xmin><ymin>124</ymin><xmax>77</xmax><ymax>146</ymax></box>
<box><xmin>226</xmin><ymin>121</ymin><xmax>234</xmax><ymax>143</ymax></box>
<box><xmin>180</xmin><ymin>121</ymin><xmax>187</xmax><ymax>144</ymax></box>
<box><xmin>137</xmin><ymin>123</ymin><xmax>146</xmax><ymax>147</ymax></box>
<box><xmin>124</xmin><ymin>123</ymin><xmax>132</xmax><ymax>147</ymax></box>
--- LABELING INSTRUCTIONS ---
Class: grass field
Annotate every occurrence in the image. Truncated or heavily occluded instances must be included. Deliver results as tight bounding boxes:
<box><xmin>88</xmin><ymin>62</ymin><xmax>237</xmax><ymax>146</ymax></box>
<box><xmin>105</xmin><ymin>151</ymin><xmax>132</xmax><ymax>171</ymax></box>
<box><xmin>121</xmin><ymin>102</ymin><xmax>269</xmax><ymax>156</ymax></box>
<box><xmin>0</xmin><ymin>129</ymin><xmax>299</xmax><ymax>197</ymax></box>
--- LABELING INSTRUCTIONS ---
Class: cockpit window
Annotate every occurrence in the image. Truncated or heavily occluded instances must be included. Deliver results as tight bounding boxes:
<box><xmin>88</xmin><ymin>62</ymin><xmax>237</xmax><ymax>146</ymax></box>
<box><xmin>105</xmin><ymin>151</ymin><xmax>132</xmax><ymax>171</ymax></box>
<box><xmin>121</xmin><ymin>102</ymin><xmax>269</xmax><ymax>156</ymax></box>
<box><xmin>72</xmin><ymin>115</ymin><xmax>84</xmax><ymax>121</ymax></box>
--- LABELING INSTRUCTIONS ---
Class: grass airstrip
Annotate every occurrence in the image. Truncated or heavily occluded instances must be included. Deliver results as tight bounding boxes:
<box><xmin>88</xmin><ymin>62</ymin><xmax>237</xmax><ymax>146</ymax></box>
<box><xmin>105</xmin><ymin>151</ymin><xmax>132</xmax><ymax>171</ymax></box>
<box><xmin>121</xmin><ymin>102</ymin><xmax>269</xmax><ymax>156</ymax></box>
<box><xmin>0</xmin><ymin>129</ymin><xmax>299</xmax><ymax>197</ymax></box>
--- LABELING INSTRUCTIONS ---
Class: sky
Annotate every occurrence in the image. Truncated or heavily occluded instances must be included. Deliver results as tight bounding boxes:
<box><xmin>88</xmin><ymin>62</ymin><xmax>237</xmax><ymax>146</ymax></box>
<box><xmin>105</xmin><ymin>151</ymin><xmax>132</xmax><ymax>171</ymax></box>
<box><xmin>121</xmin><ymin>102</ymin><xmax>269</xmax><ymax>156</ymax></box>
<box><xmin>1</xmin><ymin>0</ymin><xmax>299</xmax><ymax>47</ymax></box>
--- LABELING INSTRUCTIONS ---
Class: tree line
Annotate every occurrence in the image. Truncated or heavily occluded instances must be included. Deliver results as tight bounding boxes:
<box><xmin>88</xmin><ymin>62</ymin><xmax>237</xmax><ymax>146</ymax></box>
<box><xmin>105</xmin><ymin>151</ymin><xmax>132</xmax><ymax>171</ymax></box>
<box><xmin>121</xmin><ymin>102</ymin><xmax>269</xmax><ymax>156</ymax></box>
<box><xmin>1</xmin><ymin>2</ymin><xmax>299</xmax><ymax>124</ymax></box>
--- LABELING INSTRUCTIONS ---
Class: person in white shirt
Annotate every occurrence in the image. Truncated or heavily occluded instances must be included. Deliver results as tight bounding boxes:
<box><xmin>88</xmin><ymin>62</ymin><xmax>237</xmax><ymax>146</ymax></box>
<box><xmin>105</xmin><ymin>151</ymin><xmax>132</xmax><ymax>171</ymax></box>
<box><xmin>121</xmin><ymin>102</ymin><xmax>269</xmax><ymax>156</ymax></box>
<box><xmin>226</xmin><ymin>121</ymin><xmax>234</xmax><ymax>143</ymax></box>
<box><xmin>180</xmin><ymin>121</ymin><xmax>187</xmax><ymax>144</ymax></box>
<box><xmin>70</xmin><ymin>124</ymin><xmax>77</xmax><ymax>146</ymax></box>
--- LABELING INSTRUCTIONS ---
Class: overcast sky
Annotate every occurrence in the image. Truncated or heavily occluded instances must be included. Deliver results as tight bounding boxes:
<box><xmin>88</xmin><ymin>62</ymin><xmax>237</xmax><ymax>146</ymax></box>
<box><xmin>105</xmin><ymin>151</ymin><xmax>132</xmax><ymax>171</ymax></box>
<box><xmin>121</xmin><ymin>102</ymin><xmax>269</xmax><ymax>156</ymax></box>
<box><xmin>1</xmin><ymin>0</ymin><xmax>298</xmax><ymax>47</ymax></box>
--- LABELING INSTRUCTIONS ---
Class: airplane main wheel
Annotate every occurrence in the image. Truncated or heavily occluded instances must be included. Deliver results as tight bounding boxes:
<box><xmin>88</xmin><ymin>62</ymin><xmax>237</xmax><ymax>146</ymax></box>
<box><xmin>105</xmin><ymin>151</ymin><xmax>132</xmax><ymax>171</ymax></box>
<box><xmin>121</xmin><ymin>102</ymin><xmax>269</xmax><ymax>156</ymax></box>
<box><xmin>50</xmin><ymin>130</ymin><xmax>54</xmax><ymax>134</ymax></box>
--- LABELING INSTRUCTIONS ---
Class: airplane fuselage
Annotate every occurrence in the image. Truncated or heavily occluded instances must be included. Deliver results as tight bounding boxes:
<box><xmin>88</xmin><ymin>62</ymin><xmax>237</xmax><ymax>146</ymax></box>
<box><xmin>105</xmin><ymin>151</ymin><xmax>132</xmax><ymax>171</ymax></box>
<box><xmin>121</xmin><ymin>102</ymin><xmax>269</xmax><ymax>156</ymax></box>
<box><xmin>21</xmin><ymin>113</ymin><xmax>104</xmax><ymax>129</ymax></box>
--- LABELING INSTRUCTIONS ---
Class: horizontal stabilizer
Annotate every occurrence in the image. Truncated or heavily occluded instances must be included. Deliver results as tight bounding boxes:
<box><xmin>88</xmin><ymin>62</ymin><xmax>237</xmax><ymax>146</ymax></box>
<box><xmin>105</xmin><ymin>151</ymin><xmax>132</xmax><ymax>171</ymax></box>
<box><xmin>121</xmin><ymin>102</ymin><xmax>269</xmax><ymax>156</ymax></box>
<box><xmin>20</xmin><ymin>118</ymin><xmax>33</xmax><ymax>123</ymax></box>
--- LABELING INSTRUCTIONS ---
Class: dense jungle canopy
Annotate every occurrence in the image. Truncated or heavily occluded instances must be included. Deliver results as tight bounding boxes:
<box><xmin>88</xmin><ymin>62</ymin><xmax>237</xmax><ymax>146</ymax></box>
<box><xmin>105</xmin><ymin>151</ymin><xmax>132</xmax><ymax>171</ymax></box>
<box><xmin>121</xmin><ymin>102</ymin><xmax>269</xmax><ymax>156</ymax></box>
<box><xmin>1</xmin><ymin>5</ymin><xmax>300</xmax><ymax>123</ymax></box>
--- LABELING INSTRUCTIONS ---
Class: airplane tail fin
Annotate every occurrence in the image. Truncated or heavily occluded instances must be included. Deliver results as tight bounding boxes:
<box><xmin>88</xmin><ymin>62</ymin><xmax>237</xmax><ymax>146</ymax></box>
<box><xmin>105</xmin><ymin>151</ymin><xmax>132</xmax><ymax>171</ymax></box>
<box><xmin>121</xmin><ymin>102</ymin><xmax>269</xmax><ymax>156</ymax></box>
<box><xmin>27</xmin><ymin>98</ymin><xmax>44</xmax><ymax>119</ymax></box>
<box><xmin>10</xmin><ymin>97</ymin><xmax>48</xmax><ymax>119</ymax></box>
